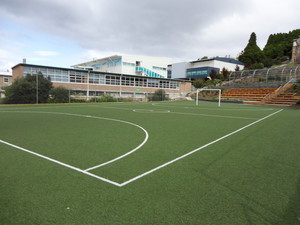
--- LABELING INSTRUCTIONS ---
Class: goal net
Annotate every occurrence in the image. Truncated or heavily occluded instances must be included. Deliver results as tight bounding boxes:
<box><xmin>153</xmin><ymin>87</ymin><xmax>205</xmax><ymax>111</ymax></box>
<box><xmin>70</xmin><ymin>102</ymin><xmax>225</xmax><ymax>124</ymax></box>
<box><xmin>196</xmin><ymin>88</ymin><xmax>221</xmax><ymax>107</ymax></box>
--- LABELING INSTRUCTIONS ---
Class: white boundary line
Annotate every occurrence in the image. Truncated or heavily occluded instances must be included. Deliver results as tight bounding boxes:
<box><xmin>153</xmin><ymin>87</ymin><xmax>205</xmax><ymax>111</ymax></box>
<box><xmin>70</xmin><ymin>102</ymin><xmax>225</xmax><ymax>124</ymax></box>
<box><xmin>169</xmin><ymin>111</ymin><xmax>258</xmax><ymax>120</ymax></box>
<box><xmin>0</xmin><ymin>108</ymin><xmax>283</xmax><ymax>187</ymax></box>
<box><xmin>151</xmin><ymin>103</ymin><xmax>274</xmax><ymax>111</ymax></box>
<box><xmin>0</xmin><ymin>111</ymin><xmax>149</xmax><ymax>169</ymax></box>
<box><xmin>118</xmin><ymin>109</ymin><xmax>283</xmax><ymax>187</ymax></box>
<box><xmin>0</xmin><ymin>139</ymin><xmax>122</xmax><ymax>187</ymax></box>
<box><xmin>133</xmin><ymin>109</ymin><xmax>171</xmax><ymax>113</ymax></box>
<box><xmin>92</xmin><ymin>104</ymin><xmax>258</xmax><ymax>120</ymax></box>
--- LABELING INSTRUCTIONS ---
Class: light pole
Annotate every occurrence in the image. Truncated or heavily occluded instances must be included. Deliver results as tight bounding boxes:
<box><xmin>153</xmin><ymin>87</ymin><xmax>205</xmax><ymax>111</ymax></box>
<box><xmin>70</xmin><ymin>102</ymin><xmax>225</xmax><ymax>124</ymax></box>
<box><xmin>36</xmin><ymin>73</ymin><xmax>39</xmax><ymax>104</ymax></box>
<box><xmin>119</xmin><ymin>74</ymin><xmax>122</xmax><ymax>98</ymax></box>
<box><xmin>68</xmin><ymin>71</ymin><xmax>71</xmax><ymax>103</ymax></box>
<box><xmin>87</xmin><ymin>71</ymin><xmax>90</xmax><ymax>101</ymax></box>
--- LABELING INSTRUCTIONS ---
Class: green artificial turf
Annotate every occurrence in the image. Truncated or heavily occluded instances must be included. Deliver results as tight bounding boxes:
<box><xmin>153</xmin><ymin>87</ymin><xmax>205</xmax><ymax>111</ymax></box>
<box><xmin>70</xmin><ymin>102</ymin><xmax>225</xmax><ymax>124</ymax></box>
<box><xmin>0</xmin><ymin>101</ymin><xmax>299</xmax><ymax>225</ymax></box>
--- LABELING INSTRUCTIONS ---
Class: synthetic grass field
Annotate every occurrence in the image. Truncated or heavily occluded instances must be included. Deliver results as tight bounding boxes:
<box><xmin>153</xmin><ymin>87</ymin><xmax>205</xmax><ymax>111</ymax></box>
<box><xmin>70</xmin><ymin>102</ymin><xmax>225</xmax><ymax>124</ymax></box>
<box><xmin>0</xmin><ymin>100</ymin><xmax>299</xmax><ymax>225</ymax></box>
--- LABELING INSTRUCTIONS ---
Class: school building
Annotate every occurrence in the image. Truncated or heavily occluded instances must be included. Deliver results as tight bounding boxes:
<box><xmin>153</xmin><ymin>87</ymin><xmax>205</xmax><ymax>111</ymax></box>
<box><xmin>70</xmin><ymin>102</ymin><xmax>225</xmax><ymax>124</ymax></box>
<box><xmin>168</xmin><ymin>57</ymin><xmax>244</xmax><ymax>80</ymax></box>
<box><xmin>11</xmin><ymin>63</ymin><xmax>192</xmax><ymax>100</ymax></box>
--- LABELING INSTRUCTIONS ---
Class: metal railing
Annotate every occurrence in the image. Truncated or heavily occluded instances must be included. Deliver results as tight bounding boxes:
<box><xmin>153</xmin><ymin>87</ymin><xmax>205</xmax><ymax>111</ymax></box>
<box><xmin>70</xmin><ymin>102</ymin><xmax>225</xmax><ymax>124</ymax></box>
<box><xmin>224</xmin><ymin>66</ymin><xmax>300</xmax><ymax>89</ymax></box>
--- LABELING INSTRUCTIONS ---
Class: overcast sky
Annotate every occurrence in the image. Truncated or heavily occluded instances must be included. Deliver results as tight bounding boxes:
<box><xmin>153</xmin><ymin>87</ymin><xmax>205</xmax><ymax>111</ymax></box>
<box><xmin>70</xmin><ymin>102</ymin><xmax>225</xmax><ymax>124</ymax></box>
<box><xmin>0</xmin><ymin>0</ymin><xmax>299</xmax><ymax>71</ymax></box>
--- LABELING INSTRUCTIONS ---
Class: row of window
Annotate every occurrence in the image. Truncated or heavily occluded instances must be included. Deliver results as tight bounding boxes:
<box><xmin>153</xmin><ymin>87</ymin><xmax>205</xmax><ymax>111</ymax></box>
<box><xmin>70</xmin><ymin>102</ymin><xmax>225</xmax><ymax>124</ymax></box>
<box><xmin>23</xmin><ymin>67</ymin><xmax>179</xmax><ymax>89</ymax></box>
<box><xmin>186</xmin><ymin>70</ymin><xmax>208</xmax><ymax>76</ymax></box>
<box><xmin>91</xmin><ymin>58</ymin><xmax>122</xmax><ymax>69</ymax></box>
<box><xmin>123</xmin><ymin>62</ymin><xmax>135</xmax><ymax>67</ymax></box>
<box><xmin>103</xmin><ymin>75</ymin><xmax>178</xmax><ymax>89</ymax></box>
<box><xmin>153</xmin><ymin>66</ymin><xmax>167</xmax><ymax>71</ymax></box>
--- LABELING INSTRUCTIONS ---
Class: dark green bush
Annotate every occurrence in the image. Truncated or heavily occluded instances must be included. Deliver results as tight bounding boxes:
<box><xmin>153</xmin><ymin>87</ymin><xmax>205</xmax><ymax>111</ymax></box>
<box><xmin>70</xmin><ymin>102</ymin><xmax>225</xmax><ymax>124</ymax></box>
<box><xmin>49</xmin><ymin>86</ymin><xmax>69</xmax><ymax>103</ymax></box>
<box><xmin>147</xmin><ymin>89</ymin><xmax>169</xmax><ymax>101</ymax></box>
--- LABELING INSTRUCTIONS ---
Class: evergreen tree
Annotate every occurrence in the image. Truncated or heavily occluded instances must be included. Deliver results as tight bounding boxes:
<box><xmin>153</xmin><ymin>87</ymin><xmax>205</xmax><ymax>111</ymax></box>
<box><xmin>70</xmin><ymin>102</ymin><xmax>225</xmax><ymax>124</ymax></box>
<box><xmin>263</xmin><ymin>29</ymin><xmax>300</xmax><ymax>64</ymax></box>
<box><xmin>238</xmin><ymin>32</ymin><xmax>265</xmax><ymax>69</ymax></box>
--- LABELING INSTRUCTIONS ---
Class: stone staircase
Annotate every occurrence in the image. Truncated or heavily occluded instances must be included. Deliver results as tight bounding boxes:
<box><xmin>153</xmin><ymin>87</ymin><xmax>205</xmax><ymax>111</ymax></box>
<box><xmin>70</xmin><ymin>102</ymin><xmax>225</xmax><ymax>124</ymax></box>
<box><xmin>263</xmin><ymin>92</ymin><xmax>300</xmax><ymax>106</ymax></box>
<box><xmin>260</xmin><ymin>81</ymin><xmax>300</xmax><ymax>106</ymax></box>
<box><xmin>221</xmin><ymin>85</ymin><xmax>300</xmax><ymax>107</ymax></box>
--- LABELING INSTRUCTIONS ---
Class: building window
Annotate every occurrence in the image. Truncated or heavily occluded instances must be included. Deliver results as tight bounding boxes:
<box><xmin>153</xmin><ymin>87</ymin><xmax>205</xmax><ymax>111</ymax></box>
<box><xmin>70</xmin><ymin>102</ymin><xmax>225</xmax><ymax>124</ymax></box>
<box><xmin>70</xmin><ymin>74</ymin><xmax>84</xmax><ymax>83</ymax></box>
<box><xmin>167</xmin><ymin>70</ymin><xmax>172</xmax><ymax>79</ymax></box>
<box><xmin>153</xmin><ymin>66</ymin><xmax>166</xmax><ymax>71</ymax></box>
<box><xmin>122</xmin><ymin>77</ymin><xmax>134</xmax><ymax>86</ymax></box>
<box><xmin>4</xmin><ymin>77</ymin><xmax>9</xmax><ymax>83</ymax></box>
<box><xmin>123</xmin><ymin>62</ymin><xmax>135</xmax><ymax>67</ymax></box>
<box><xmin>148</xmin><ymin>79</ymin><xmax>159</xmax><ymax>88</ymax></box>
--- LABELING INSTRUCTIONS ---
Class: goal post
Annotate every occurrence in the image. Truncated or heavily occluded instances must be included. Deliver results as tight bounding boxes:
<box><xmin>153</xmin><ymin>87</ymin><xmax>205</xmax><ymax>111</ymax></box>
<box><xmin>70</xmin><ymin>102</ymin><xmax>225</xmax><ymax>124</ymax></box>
<box><xmin>196</xmin><ymin>88</ymin><xmax>221</xmax><ymax>107</ymax></box>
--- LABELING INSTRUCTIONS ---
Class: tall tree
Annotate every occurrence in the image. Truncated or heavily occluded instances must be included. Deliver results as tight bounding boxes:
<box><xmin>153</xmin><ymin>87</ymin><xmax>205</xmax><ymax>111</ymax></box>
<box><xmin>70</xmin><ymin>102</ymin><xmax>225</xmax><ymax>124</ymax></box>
<box><xmin>263</xmin><ymin>29</ymin><xmax>300</xmax><ymax>64</ymax></box>
<box><xmin>238</xmin><ymin>32</ymin><xmax>265</xmax><ymax>69</ymax></box>
<box><xmin>4</xmin><ymin>73</ymin><xmax>53</xmax><ymax>104</ymax></box>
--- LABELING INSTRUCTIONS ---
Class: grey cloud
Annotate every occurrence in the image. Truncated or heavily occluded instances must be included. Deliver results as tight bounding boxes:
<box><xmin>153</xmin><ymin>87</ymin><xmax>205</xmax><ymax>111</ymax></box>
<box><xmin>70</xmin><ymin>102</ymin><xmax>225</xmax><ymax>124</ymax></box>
<box><xmin>0</xmin><ymin>0</ymin><xmax>255</xmax><ymax>59</ymax></box>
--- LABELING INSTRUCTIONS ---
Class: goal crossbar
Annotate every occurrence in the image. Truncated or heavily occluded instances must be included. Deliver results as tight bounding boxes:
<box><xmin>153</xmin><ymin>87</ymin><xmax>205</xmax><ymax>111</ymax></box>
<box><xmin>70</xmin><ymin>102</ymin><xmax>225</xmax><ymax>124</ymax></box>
<box><xmin>196</xmin><ymin>88</ymin><xmax>221</xmax><ymax>107</ymax></box>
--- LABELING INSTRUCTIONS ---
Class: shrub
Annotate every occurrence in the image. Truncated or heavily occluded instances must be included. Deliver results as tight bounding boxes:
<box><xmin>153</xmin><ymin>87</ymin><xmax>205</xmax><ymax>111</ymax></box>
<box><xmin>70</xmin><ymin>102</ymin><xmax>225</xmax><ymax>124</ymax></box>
<box><xmin>192</xmin><ymin>79</ymin><xmax>222</xmax><ymax>89</ymax></box>
<box><xmin>49</xmin><ymin>86</ymin><xmax>69</xmax><ymax>103</ymax></box>
<box><xmin>192</xmin><ymin>79</ymin><xmax>205</xmax><ymax>88</ymax></box>
<box><xmin>147</xmin><ymin>89</ymin><xmax>169</xmax><ymax>101</ymax></box>
<box><xmin>70</xmin><ymin>98</ymin><xmax>87</xmax><ymax>103</ymax></box>
<box><xmin>95</xmin><ymin>95</ymin><xmax>117</xmax><ymax>102</ymax></box>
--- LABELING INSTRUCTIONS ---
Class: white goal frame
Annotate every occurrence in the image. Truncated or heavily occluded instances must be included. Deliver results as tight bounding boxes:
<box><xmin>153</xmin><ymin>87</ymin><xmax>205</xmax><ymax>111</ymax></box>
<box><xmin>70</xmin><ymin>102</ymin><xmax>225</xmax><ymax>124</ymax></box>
<box><xmin>196</xmin><ymin>88</ymin><xmax>221</xmax><ymax>107</ymax></box>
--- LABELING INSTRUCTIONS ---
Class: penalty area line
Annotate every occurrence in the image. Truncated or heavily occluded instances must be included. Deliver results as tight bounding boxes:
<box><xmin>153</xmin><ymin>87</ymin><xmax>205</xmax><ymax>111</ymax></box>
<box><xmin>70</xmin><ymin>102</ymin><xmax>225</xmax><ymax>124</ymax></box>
<box><xmin>0</xmin><ymin>140</ymin><xmax>121</xmax><ymax>187</ymax></box>
<box><xmin>118</xmin><ymin>109</ymin><xmax>283</xmax><ymax>187</ymax></box>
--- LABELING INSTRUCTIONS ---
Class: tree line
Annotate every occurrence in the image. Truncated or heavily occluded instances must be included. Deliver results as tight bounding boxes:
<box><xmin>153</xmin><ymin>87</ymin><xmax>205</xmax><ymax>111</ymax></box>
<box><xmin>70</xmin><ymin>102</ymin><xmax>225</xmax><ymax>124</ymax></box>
<box><xmin>238</xmin><ymin>29</ymin><xmax>300</xmax><ymax>69</ymax></box>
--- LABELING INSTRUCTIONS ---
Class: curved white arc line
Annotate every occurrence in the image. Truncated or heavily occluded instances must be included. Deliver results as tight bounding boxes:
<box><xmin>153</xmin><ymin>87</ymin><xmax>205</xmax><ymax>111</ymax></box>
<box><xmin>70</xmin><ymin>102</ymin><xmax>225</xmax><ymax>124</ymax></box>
<box><xmin>84</xmin><ymin>116</ymin><xmax>149</xmax><ymax>171</ymax></box>
<box><xmin>0</xmin><ymin>111</ymin><xmax>149</xmax><ymax>170</ymax></box>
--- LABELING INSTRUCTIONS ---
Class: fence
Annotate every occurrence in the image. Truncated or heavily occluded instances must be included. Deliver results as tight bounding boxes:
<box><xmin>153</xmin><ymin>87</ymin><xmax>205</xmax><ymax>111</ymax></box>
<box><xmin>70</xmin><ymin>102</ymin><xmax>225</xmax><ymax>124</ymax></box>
<box><xmin>224</xmin><ymin>65</ymin><xmax>300</xmax><ymax>88</ymax></box>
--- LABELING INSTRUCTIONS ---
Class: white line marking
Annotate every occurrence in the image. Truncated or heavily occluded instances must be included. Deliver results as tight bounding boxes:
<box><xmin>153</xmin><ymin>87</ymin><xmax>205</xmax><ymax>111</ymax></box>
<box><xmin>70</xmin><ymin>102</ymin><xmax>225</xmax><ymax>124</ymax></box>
<box><xmin>0</xmin><ymin>108</ymin><xmax>283</xmax><ymax>187</ymax></box>
<box><xmin>0</xmin><ymin>111</ymin><xmax>149</xmax><ymax>168</ymax></box>
<box><xmin>118</xmin><ymin>109</ymin><xmax>283</xmax><ymax>187</ymax></box>
<box><xmin>90</xmin><ymin>105</ymin><xmax>258</xmax><ymax>120</ymax></box>
<box><xmin>84</xmin><ymin>122</ymin><xmax>149</xmax><ymax>171</ymax></box>
<box><xmin>89</xmin><ymin>104</ymin><xmax>257</xmax><ymax>119</ymax></box>
<box><xmin>0</xmin><ymin>139</ymin><xmax>121</xmax><ymax>187</ymax></box>
<box><xmin>133</xmin><ymin>109</ymin><xmax>170</xmax><ymax>113</ymax></box>
<box><xmin>151</xmin><ymin>103</ymin><xmax>274</xmax><ymax>111</ymax></box>
<box><xmin>169</xmin><ymin>111</ymin><xmax>257</xmax><ymax>120</ymax></box>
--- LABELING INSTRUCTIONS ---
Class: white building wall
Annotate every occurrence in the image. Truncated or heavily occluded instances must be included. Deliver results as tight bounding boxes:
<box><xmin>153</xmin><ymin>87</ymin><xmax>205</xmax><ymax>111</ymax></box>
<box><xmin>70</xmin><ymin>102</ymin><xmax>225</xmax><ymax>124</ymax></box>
<box><xmin>170</xmin><ymin>62</ymin><xmax>187</xmax><ymax>79</ymax></box>
<box><xmin>122</xmin><ymin>55</ymin><xmax>171</xmax><ymax>77</ymax></box>
<box><xmin>213</xmin><ymin>60</ymin><xmax>244</xmax><ymax>71</ymax></box>
<box><xmin>190</xmin><ymin>61</ymin><xmax>215</xmax><ymax>68</ymax></box>
<box><xmin>73</xmin><ymin>55</ymin><xmax>171</xmax><ymax>78</ymax></box>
